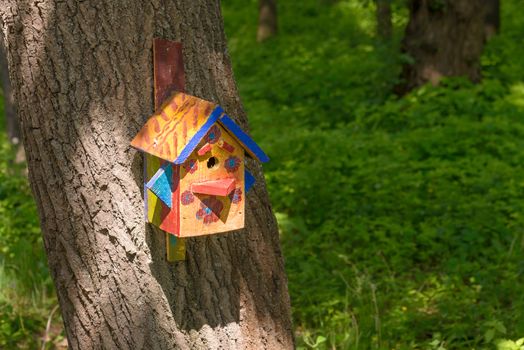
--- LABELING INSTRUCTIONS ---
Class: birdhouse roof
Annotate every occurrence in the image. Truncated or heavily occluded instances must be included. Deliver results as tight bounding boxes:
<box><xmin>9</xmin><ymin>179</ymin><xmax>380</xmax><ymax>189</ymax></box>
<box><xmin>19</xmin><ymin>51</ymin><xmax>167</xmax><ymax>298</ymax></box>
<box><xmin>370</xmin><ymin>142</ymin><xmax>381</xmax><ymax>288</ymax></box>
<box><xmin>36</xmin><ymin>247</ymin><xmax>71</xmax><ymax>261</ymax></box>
<box><xmin>131</xmin><ymin>92</ymin><xmax>269</xmax><ymax>164</ymax></box>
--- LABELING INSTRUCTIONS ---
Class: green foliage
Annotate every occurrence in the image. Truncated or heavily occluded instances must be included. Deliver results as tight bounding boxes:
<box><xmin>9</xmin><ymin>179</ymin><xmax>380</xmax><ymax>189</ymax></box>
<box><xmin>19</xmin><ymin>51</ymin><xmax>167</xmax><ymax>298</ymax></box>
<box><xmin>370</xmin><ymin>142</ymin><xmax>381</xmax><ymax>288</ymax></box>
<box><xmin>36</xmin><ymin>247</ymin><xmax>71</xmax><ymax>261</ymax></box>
<box><xmin>223</xmin><ymin>0</ymin><xmax>524</xmax><ymax>348</ymax></box>
<box><xmin>0</xmin><ymin>103</ymin><xmax>58</xmax><ymax>348</ymax></box>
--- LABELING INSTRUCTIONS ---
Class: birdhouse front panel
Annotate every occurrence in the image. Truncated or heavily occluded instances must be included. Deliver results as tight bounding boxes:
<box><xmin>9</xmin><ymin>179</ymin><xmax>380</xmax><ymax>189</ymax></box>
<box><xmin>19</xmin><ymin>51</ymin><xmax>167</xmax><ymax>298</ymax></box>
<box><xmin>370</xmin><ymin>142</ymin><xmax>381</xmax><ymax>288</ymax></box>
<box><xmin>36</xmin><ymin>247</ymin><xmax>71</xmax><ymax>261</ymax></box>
<box><xmin>178</xmin><ymin>124</ymin><xmax>245</xmax><ymax>237</ymax></box>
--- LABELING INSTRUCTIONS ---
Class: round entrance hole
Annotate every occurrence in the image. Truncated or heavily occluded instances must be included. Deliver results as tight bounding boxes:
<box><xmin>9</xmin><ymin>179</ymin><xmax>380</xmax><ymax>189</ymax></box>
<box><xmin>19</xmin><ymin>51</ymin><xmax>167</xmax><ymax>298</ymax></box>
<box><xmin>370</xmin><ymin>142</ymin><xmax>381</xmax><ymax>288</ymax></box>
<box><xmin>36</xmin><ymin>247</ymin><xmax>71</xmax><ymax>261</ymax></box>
<box><xmin>207</xmin><ymin>156</ymin><xmax>218</xmax><ymax>169</ymax></box>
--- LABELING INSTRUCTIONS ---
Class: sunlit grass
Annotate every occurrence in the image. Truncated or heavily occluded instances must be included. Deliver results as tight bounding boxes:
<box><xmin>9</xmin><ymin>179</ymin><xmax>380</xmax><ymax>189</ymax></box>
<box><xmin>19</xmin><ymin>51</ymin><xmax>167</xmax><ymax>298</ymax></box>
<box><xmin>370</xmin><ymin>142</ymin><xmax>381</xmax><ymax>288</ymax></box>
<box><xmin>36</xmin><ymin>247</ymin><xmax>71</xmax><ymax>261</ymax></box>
<box><xmin>224</xmin><ymin>0</ymin><xmax>524</xmax><ymax>348</ymax></box>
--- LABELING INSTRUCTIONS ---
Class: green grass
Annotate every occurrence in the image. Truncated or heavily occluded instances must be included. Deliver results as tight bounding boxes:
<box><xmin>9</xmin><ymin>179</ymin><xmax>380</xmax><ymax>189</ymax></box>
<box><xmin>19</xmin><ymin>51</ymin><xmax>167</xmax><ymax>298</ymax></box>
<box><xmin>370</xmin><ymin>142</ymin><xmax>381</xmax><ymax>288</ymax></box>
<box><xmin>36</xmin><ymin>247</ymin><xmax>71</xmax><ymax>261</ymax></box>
<box><xmin>1</xmin><ymin>0</ymin><xmax>524</xmax><ymax>349</ymax></box>
<box><xmin>0</xmin><ymin>101</ymin><xmax>60</xmax><ymax>348</ymax></box>
<box><xmin>223</xmin><ymin>0</ymin><xmax>524</xmax><ymax>348</ymax></box>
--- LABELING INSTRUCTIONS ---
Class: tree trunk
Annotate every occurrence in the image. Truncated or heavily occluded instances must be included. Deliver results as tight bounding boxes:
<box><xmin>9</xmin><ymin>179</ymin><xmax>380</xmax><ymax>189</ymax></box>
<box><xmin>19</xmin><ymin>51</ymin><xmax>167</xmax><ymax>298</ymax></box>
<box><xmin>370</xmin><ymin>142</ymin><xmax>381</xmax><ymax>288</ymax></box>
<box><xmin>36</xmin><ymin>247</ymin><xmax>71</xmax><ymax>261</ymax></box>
<box><xmin>1</xmin><ymin>2</ymin><xmax>293</xmax><ymax>349</ymax></box>
<box><xmin>376</xmin><ymin>0</ymin><xmax>392</xmax><ymax>40</ymax></box>
<box><xmin>257</xmin><ymin>0</ymin><xmax>278</xmax><ymax>42</ymax></box>
<box><xmin>484</xmin><ymin>0</ymin><xmax>500</xmax><ymax>40</ymax></box>
<box><xmin>0</xmin><ymin>28</ymin><xmax>19</xmax><ymax>145</ymax></box>
<box><xmin>396</xmin><ymin>0</ymin><xmax>486</xmax><ymax>94</ymax></box>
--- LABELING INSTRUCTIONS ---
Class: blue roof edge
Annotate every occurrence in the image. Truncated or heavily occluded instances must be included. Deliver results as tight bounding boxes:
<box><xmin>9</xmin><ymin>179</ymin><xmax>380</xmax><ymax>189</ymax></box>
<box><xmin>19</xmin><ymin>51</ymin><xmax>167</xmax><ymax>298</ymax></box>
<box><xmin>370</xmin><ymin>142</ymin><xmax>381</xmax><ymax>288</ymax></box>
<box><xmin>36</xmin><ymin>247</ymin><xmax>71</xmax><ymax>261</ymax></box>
<box><xmin>218</xmin><ymin>115</ymin><xmax>270</xmax><ymax>163</ymax></box>
<box><xmin>173</xmin><ymin>105</ymin><xmax>224</xmax><ymax>164</ymax></box>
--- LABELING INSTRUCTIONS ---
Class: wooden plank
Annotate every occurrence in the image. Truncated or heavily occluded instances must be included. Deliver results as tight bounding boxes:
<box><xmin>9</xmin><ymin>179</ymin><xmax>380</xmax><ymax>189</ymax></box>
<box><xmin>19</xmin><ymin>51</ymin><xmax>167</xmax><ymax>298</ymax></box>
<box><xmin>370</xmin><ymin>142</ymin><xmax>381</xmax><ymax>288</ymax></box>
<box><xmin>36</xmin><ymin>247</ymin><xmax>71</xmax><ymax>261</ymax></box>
<box><xmin>147</xmin><ymin>160</ymin><xmax>179</xmax><ymax>234</ymax></box>
<box><xmin>154</xmin><ymin>39</ymin><xmax>185</xmax><ymax>108</ymax></box>
<box><xmin>146</xmin><ymin>164</ymin><xmax>173</xmax><ymax>208</ymax></box>
<box><xmin>153</xmin><ymin>38</ymin><xmax>185</xmax><ymax>261</ymax></box>
<box><xmin>191</xmin><ymin>178</ymin><xmax>236</xmax><ymax>197</ymax></box>
<box><xmin>146</xmin><ymin>155</ymin><xmax>163</xmax><ymax>224</ymax></box>
<box><xmin>218</xmin><ymin>115</ymin><xmax>269</xmax><ymax>163</ymax></box>
<box><xmin>167</xmin><ymin>234</ymin><xmax>186</xmax><ymax>261</ymax></box>
<box><xmin>158</xmin><ymin>164</ymin><xmax>179</xmax><ymax>234</ymax></box>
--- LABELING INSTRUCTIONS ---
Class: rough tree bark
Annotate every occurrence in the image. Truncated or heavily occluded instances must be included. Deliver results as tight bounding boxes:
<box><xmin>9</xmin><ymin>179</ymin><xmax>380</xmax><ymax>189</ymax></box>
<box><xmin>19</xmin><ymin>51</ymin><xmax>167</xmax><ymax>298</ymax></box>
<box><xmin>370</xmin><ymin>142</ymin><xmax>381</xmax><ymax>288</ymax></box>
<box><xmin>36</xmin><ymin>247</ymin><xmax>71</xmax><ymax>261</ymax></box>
<box><xmin>0</xmin><ymin>28</ymin><xmax>19</xmax><ymax>145</ymax></box>
<box><xmin>376</xmin><ymin>0</ymin><xmax>392</xmax><ymax>40</ymax></box>
<box><xmin>1</xmin><ymin>1</ymin><xmax>293</xmax><ymax>349</ymax></box>
<box><xmin>257</xmin><ymin>0</ymin><xmax>278</xmax><ymax>42</ymax></box>
<box><xmin>484</xmin><ymin>0</ymin><xmax>500</xmax><ymax>40</ymax></box>
<box><xmin>396</xmin><ymin>0</ymin><xmax>486</xmax><ymax>94</ymax></box>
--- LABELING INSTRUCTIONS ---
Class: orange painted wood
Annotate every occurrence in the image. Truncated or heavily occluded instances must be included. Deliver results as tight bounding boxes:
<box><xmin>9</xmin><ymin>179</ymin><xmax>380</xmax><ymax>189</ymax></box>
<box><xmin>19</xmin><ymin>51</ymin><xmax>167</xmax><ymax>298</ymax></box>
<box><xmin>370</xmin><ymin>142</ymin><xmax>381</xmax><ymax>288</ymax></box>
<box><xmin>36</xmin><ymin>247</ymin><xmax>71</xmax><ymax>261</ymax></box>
<box><xmin>130</xmin><ymin>92</ymin><xmax>216</xmax><ymax>162</ymax></box>
<box><xmin>191</xmin><ymin>178</ymin><xmax>236</xmax><ymax>197</ymax></box>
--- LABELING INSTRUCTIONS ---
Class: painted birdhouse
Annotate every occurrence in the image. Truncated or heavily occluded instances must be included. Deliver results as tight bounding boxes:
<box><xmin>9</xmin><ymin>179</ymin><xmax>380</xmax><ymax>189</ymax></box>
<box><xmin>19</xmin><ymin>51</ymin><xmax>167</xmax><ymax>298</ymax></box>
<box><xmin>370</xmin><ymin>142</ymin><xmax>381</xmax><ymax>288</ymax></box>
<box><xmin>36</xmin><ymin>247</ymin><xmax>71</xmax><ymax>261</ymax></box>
<box><xmin>131</xmin><ymin>92</ymin><xmax>268</xmax><ymax>238</ymax></box>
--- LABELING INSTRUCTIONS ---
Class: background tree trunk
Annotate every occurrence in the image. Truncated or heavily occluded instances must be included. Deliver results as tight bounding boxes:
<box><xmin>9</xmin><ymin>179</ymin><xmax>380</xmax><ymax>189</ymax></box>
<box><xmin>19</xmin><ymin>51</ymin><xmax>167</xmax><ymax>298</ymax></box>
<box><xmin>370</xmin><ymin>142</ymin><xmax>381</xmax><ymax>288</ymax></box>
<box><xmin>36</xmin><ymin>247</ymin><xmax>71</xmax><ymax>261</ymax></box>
<box><xmin>1</xmin><ymin>1</ymin><xmax>294</xmax><ymax>349</ymax></box>
<box><xmin>396</xmin><ymin>0</ymin><xmax>486</xmax><ymax>94</ymax></box>
<box><xmin>376</xmin><ymin>0</ymin><xmax>393</xmax><ymax>40</ymax></box>
<box><xmin>484</xmin><ymin>0</ymin><xmax>500</xmax><ymax>40</ymax></box>
<box><xmin>257</xmin><ymin>0</ymin><xmax>278</xmax><ymax>42</ymax></box>
<box><xmin>0</xmin><ymin>28</ymin><xmax>20</xmax><ymax>145</ymax></box>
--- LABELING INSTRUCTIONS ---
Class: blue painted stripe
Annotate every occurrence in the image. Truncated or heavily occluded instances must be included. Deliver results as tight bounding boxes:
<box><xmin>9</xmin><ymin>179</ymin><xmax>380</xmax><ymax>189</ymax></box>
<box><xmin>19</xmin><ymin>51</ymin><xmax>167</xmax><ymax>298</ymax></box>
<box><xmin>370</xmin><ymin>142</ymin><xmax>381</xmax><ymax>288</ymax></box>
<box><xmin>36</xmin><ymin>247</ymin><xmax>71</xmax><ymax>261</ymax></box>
<box><xmin>174</xmin><ymin>106</ymin><xmax>224</xmax><ymax>164</ymax></box>
<box><xmin>145</xmin><ymin>162</ymin><xmax>169</xmax><ymax>189</ymax></box>
<box><xmin>143</xmin><ymin>155</ymin><xmax>149</xmax><ymax>221</ymax></box>
<box><xmin>146</xmin><ymin>163</ymin><xmax>173</xmax><ymax>208</ymax></box>
<box><xmin>245</xmin><ymin>169</ymin><xmax>256</xmax><ymax>192</ymax></box>
<box><xmin>219</xmin><ymin>115</ymin><xmax>269</xmax><ymax>163</ymax></box>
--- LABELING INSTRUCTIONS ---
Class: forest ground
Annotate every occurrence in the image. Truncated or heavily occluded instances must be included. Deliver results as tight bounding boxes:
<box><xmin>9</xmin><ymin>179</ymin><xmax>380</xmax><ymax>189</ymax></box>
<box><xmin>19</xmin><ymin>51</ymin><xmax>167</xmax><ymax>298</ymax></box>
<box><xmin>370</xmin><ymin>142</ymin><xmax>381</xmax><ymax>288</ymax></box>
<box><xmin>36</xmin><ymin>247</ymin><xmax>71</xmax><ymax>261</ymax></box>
<box><xmin>1</xmin><ymin>0</ymin><xmax>524</xmax><ymax>349</ymax></box>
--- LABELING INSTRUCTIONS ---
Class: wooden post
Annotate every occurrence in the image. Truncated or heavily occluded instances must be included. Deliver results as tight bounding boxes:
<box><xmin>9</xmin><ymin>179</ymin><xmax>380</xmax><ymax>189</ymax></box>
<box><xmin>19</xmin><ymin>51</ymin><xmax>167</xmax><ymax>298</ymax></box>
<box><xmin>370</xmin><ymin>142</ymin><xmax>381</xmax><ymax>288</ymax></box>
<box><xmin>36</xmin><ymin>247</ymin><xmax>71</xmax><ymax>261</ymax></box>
<box><xmin>152</xmin><ymin>38</ymin><xmax>186</xmax><ymax>261</ymax></box>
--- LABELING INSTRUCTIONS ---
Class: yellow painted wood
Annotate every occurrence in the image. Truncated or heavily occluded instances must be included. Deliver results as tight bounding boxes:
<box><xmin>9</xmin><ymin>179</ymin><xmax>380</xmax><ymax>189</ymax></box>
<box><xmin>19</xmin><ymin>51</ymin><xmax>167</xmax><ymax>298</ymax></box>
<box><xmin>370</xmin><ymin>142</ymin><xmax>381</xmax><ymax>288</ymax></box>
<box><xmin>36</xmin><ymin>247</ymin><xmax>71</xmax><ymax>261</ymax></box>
<box><xmin>166</xmin><ymin>233</ymin><xmax>186</xmax><ymax>262</ymax></box>
<box><xmin>146</xmin><ymin>154</ymin><xmax>164</xmax><ymax>226</ymax></box>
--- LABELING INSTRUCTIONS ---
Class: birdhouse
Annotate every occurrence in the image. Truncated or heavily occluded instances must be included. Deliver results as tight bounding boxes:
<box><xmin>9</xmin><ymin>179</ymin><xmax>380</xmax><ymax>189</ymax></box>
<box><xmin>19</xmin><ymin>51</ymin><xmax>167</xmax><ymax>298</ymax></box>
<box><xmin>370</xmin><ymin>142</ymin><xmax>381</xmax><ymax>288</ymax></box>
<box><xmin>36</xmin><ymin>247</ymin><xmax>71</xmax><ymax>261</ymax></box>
<box><xmin>131</xmin><ymin>92</ymin><xmax>268</xmax><ymax>238</ymax></box>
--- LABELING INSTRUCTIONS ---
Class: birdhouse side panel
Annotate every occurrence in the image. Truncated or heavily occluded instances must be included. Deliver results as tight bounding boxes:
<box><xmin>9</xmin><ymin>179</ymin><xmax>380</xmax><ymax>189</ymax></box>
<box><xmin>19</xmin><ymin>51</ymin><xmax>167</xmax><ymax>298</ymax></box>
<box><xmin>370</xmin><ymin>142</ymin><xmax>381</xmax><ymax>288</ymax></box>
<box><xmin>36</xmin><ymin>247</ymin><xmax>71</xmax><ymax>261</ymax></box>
<box><xmin>145</xmin><ymin>154</ymin><xmax>180</xmax><ymax>235</ymax></box>
<box><xmin>178</xmin><ymin>124</ymin><xmax>245</xmax><ymax>237</ymax></box>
